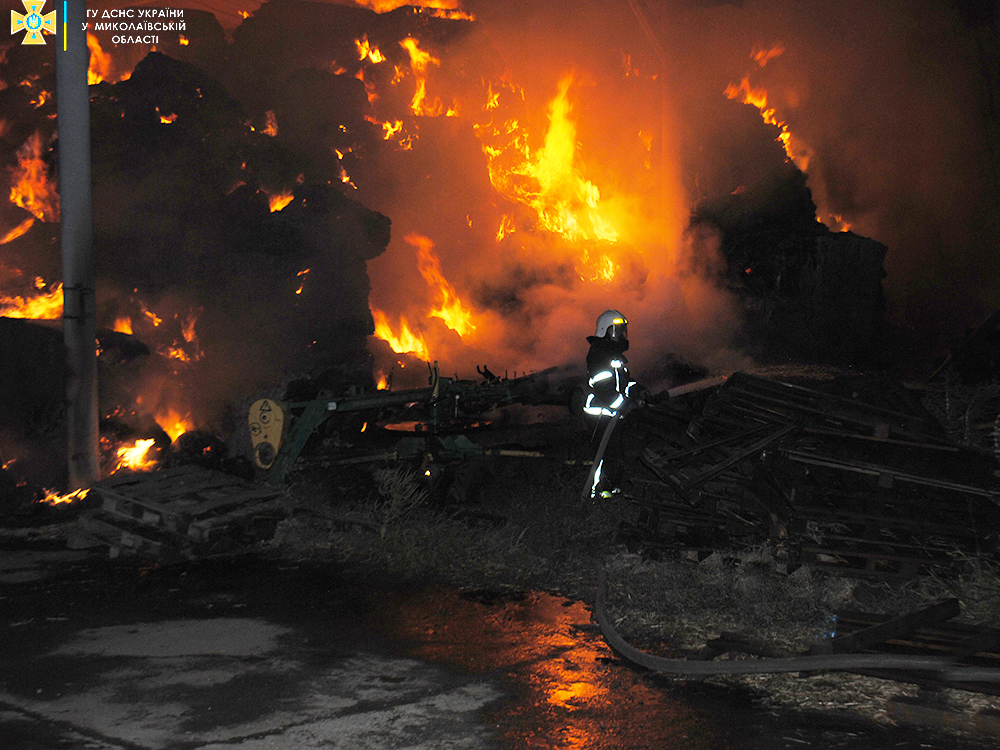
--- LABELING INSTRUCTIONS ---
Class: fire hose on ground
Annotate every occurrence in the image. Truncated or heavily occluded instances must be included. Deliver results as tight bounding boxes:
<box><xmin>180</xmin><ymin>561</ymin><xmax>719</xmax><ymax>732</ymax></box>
<box><xmin>594</xmin><ymin>568</ymin><xmax>1000</xmax><ymax>683</ymax></box>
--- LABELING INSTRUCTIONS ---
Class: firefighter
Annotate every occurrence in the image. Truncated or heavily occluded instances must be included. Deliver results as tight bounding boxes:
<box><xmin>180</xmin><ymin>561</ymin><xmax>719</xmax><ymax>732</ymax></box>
<box><xmin>584</xmin><ymin>309</ymin><xmax>646</xmax><ymax>499</ymax></box>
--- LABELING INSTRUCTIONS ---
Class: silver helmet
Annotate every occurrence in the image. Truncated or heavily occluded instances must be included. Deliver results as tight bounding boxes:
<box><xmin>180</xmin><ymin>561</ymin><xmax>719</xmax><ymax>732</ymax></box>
<box><xmin>595</xmin><ymin>310</ymin><xmax>627</xmax><ymax>342</ymax></box>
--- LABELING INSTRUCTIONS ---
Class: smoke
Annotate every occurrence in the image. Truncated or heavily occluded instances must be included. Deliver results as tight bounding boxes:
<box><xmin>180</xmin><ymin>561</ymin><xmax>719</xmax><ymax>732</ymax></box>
<box><xmin>652</xmin><ymin>0</ymin><xmax>998</xmax><ymax>356</ymax></box>
<box><xmin>453</xmin><ymin>0</ymin><xmax>998</xmax><ymax>368</ymax></box>
<box><xmin>345</xmin><ymin>0</ymin><xmax>751</xmax><ymax>383</ymax></box>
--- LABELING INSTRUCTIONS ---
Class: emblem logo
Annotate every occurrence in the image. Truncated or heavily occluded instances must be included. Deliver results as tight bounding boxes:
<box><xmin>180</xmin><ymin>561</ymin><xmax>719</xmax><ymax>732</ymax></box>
<box><xmin>11</xmin><ymin>0</ymin><xmax>56</xmax><ymax>45</ymax></box>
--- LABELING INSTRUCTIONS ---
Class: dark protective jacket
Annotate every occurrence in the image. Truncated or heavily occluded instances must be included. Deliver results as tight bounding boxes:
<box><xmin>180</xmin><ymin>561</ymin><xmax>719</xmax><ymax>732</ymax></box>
<box><xmin>584</xmin><ymin>335</ymin><xmax>637</xmax><ymax>417</ymax></box>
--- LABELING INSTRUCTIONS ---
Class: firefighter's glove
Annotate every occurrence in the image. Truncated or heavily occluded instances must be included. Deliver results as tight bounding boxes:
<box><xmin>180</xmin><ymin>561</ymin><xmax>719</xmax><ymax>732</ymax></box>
<box><xmin>632</xmin><ymin>384</ymin><xmax>651</xmax><ymax>408</ymax></box>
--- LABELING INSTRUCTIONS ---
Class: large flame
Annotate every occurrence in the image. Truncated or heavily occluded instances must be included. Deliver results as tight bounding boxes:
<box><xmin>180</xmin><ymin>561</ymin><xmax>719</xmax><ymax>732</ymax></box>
<box><xmin>9</xmin><ymin>131</ymin><xmax>60</xmax><ymax>223</ymax></box>
<box><xmin>409</xmin><ymin>233</ymin><xmax>476</xmax><ymax>337</ymax></box>
<box><xmin>478</xmin><ymin>75</ymin><xmax>619</xmax><ymax>248</ymax></box>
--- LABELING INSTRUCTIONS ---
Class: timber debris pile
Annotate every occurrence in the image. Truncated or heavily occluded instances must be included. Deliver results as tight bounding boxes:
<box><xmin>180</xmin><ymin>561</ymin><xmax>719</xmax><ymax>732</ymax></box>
<box><xmin>623</xmin><ymin>371</ymin><xmax>1000</xmax><ymax>578</ymax></box>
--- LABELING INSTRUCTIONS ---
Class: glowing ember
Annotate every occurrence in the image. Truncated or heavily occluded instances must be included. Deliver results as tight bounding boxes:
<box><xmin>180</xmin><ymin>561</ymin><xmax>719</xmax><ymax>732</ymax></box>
<box><xmin>179</xmin><ymin>34</ymin><xmax>189</xmax><ymax>46</ymax></box>
<box><xmin>157</xmin><ymin>108</ymin><xmax>178</xmax><ymax>124</ymax></box>
<box><xmin>181</xmin><ymin>311</ymin><xmax>199</xmax><ymax>345</ymax></box>
<box><xmin>39</xmin><ymin>487</ymin><xmax>89</xmax><ymax>505</ymax></box>
<box><xmin>268</xmin><ymin>190</ymin><xmax>294</xmax><ymax>212</ymax></box>
<box><xmin>0</xmin><ymin>279</ymin><xmax>63</xmax><ymax>319</ymax></box>
<box><xmin>0</xmin><ymin>217</ymin><xmax>34</xmax><ymax>245</ymax></box>
<box><xmin>141</xmin><ymin>304</ymin><xmax>162</xmax><ymax>327</ymax></box>
<box><xmin>409</xmin><ymin>233</ymin><xmax>475</xmax><ymax>336</ymax></box>
<box><xmin>355</xmin><ymin>67</ymin><xmax>379</xmax><ymax>104</ymax></box>
<box><xmin>372</xmin><ymin>309</ymin><xmax>430</xmax><ymax>360</ymax></box>
<box><xmin>112</xmin><ymin>438</ymin><xmax>158</xmax><ymax>473</ymax></box>
<box><xmin>295</xmin><ymin>268</ymin><xmax>310</xmax><ymax>295</ymax></box>
<box><xmin>9</xmin><ymin>131</ymin><xmax>60</xmax><ymax>222</ymax></box>
<box><xmin>381</xmin><ymin>119</ymin><xmax>403</xmax><ymax>139</ymax></box>
<box><xmin>751</xmin><ymin>44</ymin><xmax>786</xmax><ymax>67</ymax></box>
<box><xmin>87</xmin><ymin>32</ymin><xmax>112</xmax><ymax>85</ymax></box>
<box><xmin>356</xmin><ymin>35</ymin><xmax>385</xmax><ymax>64</ymax></box>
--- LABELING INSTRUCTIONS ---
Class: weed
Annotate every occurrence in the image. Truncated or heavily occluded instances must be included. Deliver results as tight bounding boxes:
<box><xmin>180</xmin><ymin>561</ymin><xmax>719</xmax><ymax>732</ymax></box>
<box><xmin>370</xmin><ymin>466</ymin><xmax>428</xmax><ymax>538</ymax></box>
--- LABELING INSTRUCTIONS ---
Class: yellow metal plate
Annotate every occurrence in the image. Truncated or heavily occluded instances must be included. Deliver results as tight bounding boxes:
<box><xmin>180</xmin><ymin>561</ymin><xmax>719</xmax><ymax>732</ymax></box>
<box><xmin>249</xmin><ymin>399</ymin><xmax>284</xmax><ymax>469</ymax></box>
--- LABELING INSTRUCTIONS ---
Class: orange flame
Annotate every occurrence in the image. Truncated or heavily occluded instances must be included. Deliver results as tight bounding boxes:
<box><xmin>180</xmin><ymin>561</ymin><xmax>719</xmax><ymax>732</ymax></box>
<box><xmin>0</xmin><ymin>279</ymin><xmax>63</xmax><ymax>319</ymax></box>
<box><xmin>726</xmin><ymin>51</ymin><xmax>848</xmax><ymax>232</ymax></box>
<box><xmin>39</xmin><ymin>487</ymin><xmax>89</xmax><ymax>505</ymax></box>
<box><xmin>356</xmin><ymin>35</ymin><xmax>385</xmax><ymax>63</ymax></box>
<box><xmin>376</xmin><ymin>372</ymin><xmax>389</xmax><ymax>390</ymax></box>
<box><xmin>751</xmin><ymin>44</ymin><xmax>785</xmax><ymax>67</ymax></box>
<box><xmin>353</xmin><ymin>0</ymin><xmax>461</xmax><ymax>13</ymax></box>
<box><xmin>295</xmin><ymin>268</ymin><xmax>310</xmax><ymax>295</ymax></box>
<box><xmin>0</xmin><ymin>217</ymin><xmax>35</xmax><ymax>245</ymax></box>
<box><xmin>262</xmin><ymin>109</ymin><xmax>278</xmax><ymax>136</ymax></box>
<box><xmin>478</xmin><ymin>75</ymin><xmax>619</xmax><ymax>250</ymax></box>
<box><xmin>724</xmin><ymin>75</ymin><xmax>793</xmax><ymax>159</ymax></box>
<box><xmin>141</xmin><ymin>303</ymin><xmax>162</xmax><ymax>327</ymax></box>
<box><xmin>157</xmin><ymin>310</ymin><xmax>203</xmax><ymax>363</ymax></box>
<box><xmin>409</xmin><ymin>233</ymin><xmax>475</xmax><ymax>336</ymax></box>
<box><xmin>87</xmin><ymin>32</ymin><xmax>112</xmax><ymax>85</ymax></box>
<box><xmin>157</xmin><ymin>109</ymin><xmax>178</xmax><ymax>124</ymax></box>
<box><xmin>180</xmin><ymin>310</ymin><xmax>199</xmax><ymax>345</ymax></box>
<box><xmin>268</xmin><ymin>190</ymin><xmax>294</xmax><ymax>212</ymax></box>
<box><xmin>111</xmin><ymin>438</ymin><xmax>158</xmax><ymax>473</ymax></box>
<box><xmin>113</xmin><ymin>316</ymin><xmax>133</xmax><ymax>334</ymax></box>
<box><xmin>372</xmin><ymin>309</ymin><xmax>430</xmax><ymax>360</ymax></box>
<box><xmin>156</xmin><ymin>408</ymin><xmax>194</xmax><ymax>442</ymax></box>
<box><xmin>9</xmin><ymin>131</ymin><xmax>60</xmax><ymax>222</ymax></box>
<box><xmin>400</xmin><ymin>37</ymin><xmax>455</xmax><ymax>117</ymax></box>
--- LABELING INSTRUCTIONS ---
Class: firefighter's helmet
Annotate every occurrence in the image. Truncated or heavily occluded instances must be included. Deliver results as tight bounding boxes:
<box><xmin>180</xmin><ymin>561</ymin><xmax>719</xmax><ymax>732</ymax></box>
<box><xmin>595</xmin><ymin>310</ymin><xmax>627</xmax><ymax>342</ymax></box>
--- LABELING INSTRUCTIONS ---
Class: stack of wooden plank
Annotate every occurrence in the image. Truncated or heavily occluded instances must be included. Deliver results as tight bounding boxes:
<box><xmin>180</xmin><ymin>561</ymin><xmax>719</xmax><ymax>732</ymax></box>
<box><xmin>627</xmin><ymin>372</ymin><xmax>1000</xmax><ymax>577</ymax></box>
<box><xmin>70</xmin><ymin>465</ymin><xmax>286</xmax><ymax>561</ymax></box>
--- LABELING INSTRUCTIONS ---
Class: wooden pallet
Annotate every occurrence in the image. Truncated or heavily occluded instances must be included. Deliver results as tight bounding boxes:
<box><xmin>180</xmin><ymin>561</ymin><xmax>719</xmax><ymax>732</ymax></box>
<box><xmin>72</xmin><ymin>465</ymin><xmax>285</xmax><ymax>560</ymax></box>
<box><xmin>626</xmin><ymin>372</ymin><xmax>1000</xmax><ymax>577</ymax></box>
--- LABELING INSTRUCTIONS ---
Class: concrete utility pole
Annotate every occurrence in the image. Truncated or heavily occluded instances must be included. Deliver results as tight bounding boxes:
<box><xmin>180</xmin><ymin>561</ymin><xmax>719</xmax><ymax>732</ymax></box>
<box><xmin>56</xmin><ymin>0</ymin><xmax>100</xmax><ymax>489</ymax></box>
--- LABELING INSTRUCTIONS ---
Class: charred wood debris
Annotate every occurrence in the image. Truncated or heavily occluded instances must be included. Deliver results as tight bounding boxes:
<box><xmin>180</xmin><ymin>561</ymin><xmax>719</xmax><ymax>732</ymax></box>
<box><xmin>621</xmin><ymin>371</ymin><xmax>1000</xmax><ymax>580</ymax></box>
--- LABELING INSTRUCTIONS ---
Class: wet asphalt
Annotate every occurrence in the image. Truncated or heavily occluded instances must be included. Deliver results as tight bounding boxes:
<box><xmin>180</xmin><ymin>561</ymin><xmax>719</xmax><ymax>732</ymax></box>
<box><xmin>0</xmin><ymin>547</ymin><xmax>997</xmax><ymax>750</ymax></box>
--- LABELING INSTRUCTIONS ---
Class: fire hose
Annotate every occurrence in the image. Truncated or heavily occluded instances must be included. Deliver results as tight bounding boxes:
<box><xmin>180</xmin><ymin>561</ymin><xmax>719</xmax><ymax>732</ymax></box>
<box><xmin>595</xmin><ymin>568</ymin><xmax>1000</xmax><ymax>682</ymax></box>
